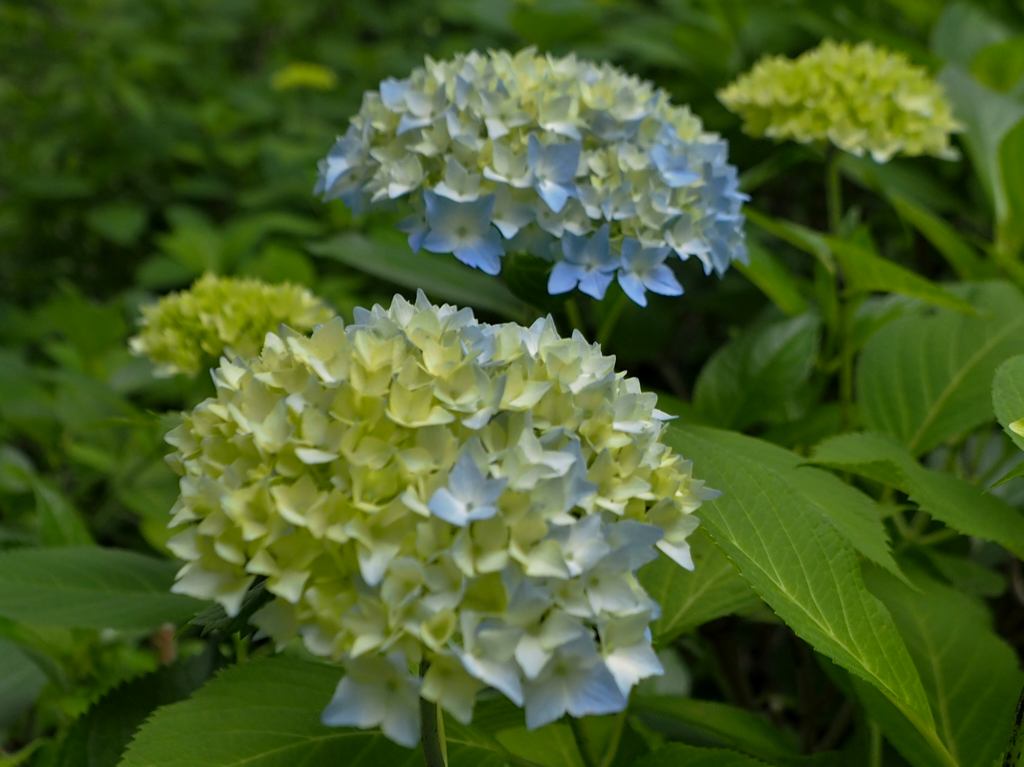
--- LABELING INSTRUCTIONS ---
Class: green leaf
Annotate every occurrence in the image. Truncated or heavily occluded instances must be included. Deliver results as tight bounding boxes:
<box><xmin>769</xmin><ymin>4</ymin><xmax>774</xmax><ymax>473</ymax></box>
<box><xmin>931</xmin><ymin>2</ymin><xmax>1011</xmax><ymax>67</ymax></box>
<box><xmin>629</xmin><ymin>743</ymin><xmax>771</xmax><ymax>767</ymax></box>
<box><xmin>443</xmin><ymin>696</ymin><xmax>582</xmax><ymax>767</ymax></box>
<box><xmin>640</xmin><ymin>528</ymin><xmax>758</xmax><ymax>644</ymax></box>
<box><xmin>886</xmin><ymin>193</ymin><xmax>989</xmax><ymax>280</ymax></box>
<box><xmin>1005</xmin><ymin>688</ymin><xmax>1024</xmax><ymax>767</ymax></box>
<box><xmin>37</xmin><ymin>652</ymin><xmax>215</xmax><ymax>767</ymax></box>
<box><xmin>308</xmin><ymin>232</ymin><xmax>531</xmax><ymax>320</ymax></box>
<box><xmin>0</xmin><ymin>638</ymin><xmax>46</xmax><ymax>731</ymax></box>
<box><xmin>745</xmin><ymin>209</ymin><xmax>833</xmax><ymax>270</ymax></box>
<box><xmin>993</xmin><ymin>354</ymin><xmax>1024</xmax><ymax>450</ymax></box>
<box><xmin>31</xmin><ymin>478</ymin><xmax>93</xmax><ymax>546</ymax></box>
<box><xmin>827</xmin><ymin>238</ymin><xmax>975</xmax><ymax>313</ymax></box>
<box><xmin>998</xmin><ymin>118</ymin><xmax>1024</xmax><ymax>259</ymax></box>
<box><xmin>674</xmin><ymin>426</ymin><xmax>901</xmax><ymax>576</ymax></box>
<box><xmin>920</xmin><ymin>550</ymin><xmax>1006</xmax><ymax>599</ymax></box>
<box><xmin>972</xmin><ymin>37</ymin><xmax>1024</xmax><ymax>94</ymax></box>
<box><xmin>734</xmin><ymin>240</ymin><xmax>808</xmax><ymax>317</ymax></box>
<box><xmin>666</xmin><ymin>425</ymin><xmax>933</xmax><ymax>737</ymax></box>
<box><xmin>0</xmin><ymin>547</ymin><xmax>205</xmax><ymax>631</ymax></box>
<box><xmin>119</xmin><ymin>655</ymin><xmax>418</xmax><ymax>767</ymax></box>
<box><xmin>85</xmin><ymin>203</ymin><xmax>147</xmax><ymax>247</ymax></box>
<box><xmin>811</xmin><ymin>432</ymin><xmax>1024</xmax><ymax>559</ymax></box>
<box><xmin>859</xmin><ymin>566</ymin><xmax>1023</xmax><ymax>767</ymax></box>
<box><xmin>938</xmin><ymin>67</ymin><xmax>1024</xmax><ymax>223</ymax></box>
<box><xmin>692</xmin><ymin>313</ymin><xmax>821</xmax><ymax>431</ymax></box>
<box><xmin>857</xmin><ymin>281</ymin><xmax>1024</xmax><ymax>455</ymax></box>
<box><xmin>632</xmin><ymin>696</ymin><xmax>798</xmax><ymax>761</ymax></box>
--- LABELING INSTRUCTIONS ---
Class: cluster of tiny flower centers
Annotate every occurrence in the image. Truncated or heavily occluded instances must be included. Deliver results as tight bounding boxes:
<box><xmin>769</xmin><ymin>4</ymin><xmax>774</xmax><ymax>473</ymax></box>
<box><xmin>130</xmin><ymin>274</ymin><xmax>333</xmax><ymax>377</ymax></box>
<box><xmin>718</xmin><ymin>40</ymin><xmax>961</xmax><ymax>163</ymax></box>
<box><xmin>315</xmin><ymin>48</ymin><xmax>747</xmax><ymax>306</ymax></box>
<box><xmin>165</xmin><ymin>292</ymin><xmax>711</xmax><ymax>745</ymax></box>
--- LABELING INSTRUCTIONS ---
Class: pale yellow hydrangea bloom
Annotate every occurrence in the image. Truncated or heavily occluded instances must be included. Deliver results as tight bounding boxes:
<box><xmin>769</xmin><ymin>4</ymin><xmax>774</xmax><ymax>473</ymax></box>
<box><xmin>130</xmin><ymin>274</ymin><xmax>333</xmax><ymax>377</ymax></box>
<box><xmin>718</xmin><ymin>40</ymin><xmax>960</xmax><ymax>162</ymax></box>
<box><xmin>165</xmin><ymin>292</ymin><xmax>711</xmax><ymax>744</ymax></box>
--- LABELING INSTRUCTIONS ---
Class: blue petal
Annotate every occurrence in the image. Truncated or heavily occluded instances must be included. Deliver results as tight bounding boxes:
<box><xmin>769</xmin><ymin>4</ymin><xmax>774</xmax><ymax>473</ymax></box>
<box><xmin>423</xmin><ymin>230</ymin><xmax>460</xmax><ymax>254</ymax></box>
<box><xmin>379</xmin><ymin>78</ymin><xmax>408</xmax><ymax>110</ymax></box>
<box><xmin>454</xmin><ymin>232</ymin><xmax>504</xmax><ymax>275</ymax></box>
<box><xmin>536</xmin><ymin>180</ymin><xmax>572</xmax><ymax>213</ymax></box>
<box><xmin>578</xmin><ymin>270</ymin><xmax>614</xmax><ymax>300</ymax></box>
<box><xmin>560</xmin><ymin>230</ymin><xmax>588</xmax><ymax>265</ymax></box>
<box><xmin>617</xmin><ymin>271</ymin><xmax>648</xmax><ymax>307</ymax></box>
<box><xmin>548</xmin><ymin>261</ymin><xmax>582</xmax><ymax>295</ymax></box>
<box><xmin>644</xmin><ymin>264</ymin><xmax>683</xmax><ymax>296</ymax></box>
<box><xmin>651</xmin><ymin>144</ymin><xmax>700</xmax><ymax>188</ymax></box>
<box><xmin>542</xmin><ymin>141</ymin><xmax>581</xmax><ymax>184</ymax></box>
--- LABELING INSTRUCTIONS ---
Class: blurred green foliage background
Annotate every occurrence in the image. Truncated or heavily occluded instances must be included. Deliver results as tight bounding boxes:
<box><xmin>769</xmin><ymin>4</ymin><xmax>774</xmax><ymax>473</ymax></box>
<box><xmin>2</xmin><ymin>0</ymin><xmax>1024</xmax><ymax>762</ymax></box>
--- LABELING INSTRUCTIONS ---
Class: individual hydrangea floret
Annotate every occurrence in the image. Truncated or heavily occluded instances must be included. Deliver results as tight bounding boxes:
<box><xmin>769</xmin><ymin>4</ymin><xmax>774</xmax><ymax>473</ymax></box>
<box><xmin>315</xmin><ymin>49</ymin><xmax>747</xmax><ymax>305</ymax></box>
<box><xmin>129</xmin><ymin>274</ymin><xmax>333</xmax><ymax>377</ymax></box>
<box><xmin>165</xmin><ymin>291</ymin><xmax>713</xmax><ymax>746</ymax></box>
<box><xmin>718</xmin><ymin>40</ymin><xmax>961</xmax><ymax>163</ymax></box>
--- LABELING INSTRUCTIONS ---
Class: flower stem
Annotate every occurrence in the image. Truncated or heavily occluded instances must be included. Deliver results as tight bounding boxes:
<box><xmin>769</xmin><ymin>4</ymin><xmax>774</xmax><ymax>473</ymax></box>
<box><xmin>825</xmin><ymin>149</ymin><xmax>843</xmax><ymax>236</ymax></box>
<box><xmin>569</xmin><ymin>717</ymin><xmax>598</xmax><ymax>767</ymax></box>
<box><xmin>825</xmin><ymin>149</ymin><xmax>856</xmax><ymax>428</ymax></box>
<box><xmin>419</xmin><ymin>662</ymin><xmax>446</xmax><ymax>767</ymax></box>
<box><xmin>596</xmin><ymin>290</ymin><xmax>628</xmax><ymax>347</ymax></box>
<box><xmin>420</xmin><ymin>696</ymin><xmax>446</xmax><ymax>767</ymax></box>
<box><xmin>564</xmin><ymin>297</ymin><xmax>587</xmax><ymax>336</ymax></box>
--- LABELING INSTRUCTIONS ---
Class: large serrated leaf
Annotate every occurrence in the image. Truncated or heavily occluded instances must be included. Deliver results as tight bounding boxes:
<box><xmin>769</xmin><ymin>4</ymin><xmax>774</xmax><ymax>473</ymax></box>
<box><xmin>856</xmin><ymin>567</ymin><xmax>1022</xmax><ymax>767</ymax></box>
<box><xmin>693</xmin><ymin>313</ymin><xmax>821</xmax><ymax>431</ymax></box>
<box><xmin>672</xmin><ymin>426</ymin><xmax>900</xmax><ymax>577</ymax></box>
<box><xmin>666</xmin><ymin>425</ymin><xmax>934</xmax><ymax>738</ymax></box>
<box><xmin>857</xmin><ymin>281</ymin><xmax>1024</xmax><ymax>456</ymax></box>
<box><xmin>119</xmin><ymin>656</ymin><xmax>419</xmax><ymax>767</ymax></box>
<box><xmin>0</xmin><ymin>547</ymin><xmax>205</xmax><ymax>631</ymax></box>
<box><xmin>811</xmin><ymin>432</ymin><xmax>1024</xmax><ymax>559</ymax></box>
<box><xmin>36</xmin><ymin>652</ymin><xmax>216</xmax><ymax>767</ymax></box>
<box><xmin>639</xmin><ymin>528</ymin><xmax>759</xmax><ymax>644</ymax></box>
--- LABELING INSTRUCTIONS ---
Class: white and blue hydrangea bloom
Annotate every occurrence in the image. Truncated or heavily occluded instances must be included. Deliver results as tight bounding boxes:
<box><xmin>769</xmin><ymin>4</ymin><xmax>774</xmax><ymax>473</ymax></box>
<box><xmin>315</xmin><ymin>48</ymin><xmax>748</xmax><ymax>305</ymax></box>
<box><xmin>164</xmin><ymin>292</ymin><xmax>715</xmax><ymax>747</ymax></box>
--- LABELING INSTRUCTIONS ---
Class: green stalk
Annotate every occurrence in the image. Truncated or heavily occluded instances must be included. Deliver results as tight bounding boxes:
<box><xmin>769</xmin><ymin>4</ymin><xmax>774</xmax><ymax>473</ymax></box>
<box><xmin>564</xmin><ymin>297</ymin><xmax>586</xmax><ymax>336</ymax></box>
<box><xmin>825</xmin><ymin>149</ymin><xmax>856</xmax><ymax>428</ymax></box>
<box><xmin>420</xmin><ymin>696</ymin><xmax>446</xmax><ymax>767</ymax></box>
<box><xmin>419</xmin><ymin>661</ymin><xmax>446</xmax><ymax>767</ymax></box>
<box><xmin>569</xmin><ymin>717</ymin><xmax>598</xmax><ymax>767</ymax></box>
<box><xmin>596</xmin><ymin>290</ymin><xmax>628</xmax><ymax>347</ymax></box>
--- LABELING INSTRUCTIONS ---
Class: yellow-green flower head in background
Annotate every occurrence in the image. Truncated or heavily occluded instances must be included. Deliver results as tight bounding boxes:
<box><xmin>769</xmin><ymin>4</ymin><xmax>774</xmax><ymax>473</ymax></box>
<box><xmin>129</xmin><ymin>274</ymin><xmax>333</xmax><ymax>377</ymax></box>
<box><xmin>271</xmin><ymin>61</ymin><xmax>338</xmax><ymax>92</ymax></box>
<box><xmin>315</xmin><ymin>48</ymin><xmax>747</xmax><ymax>306</ymax></box>
<box><xmin>718</xmin><ymin>40</ymin><xmax>961</xmax><ymax>163</ymax></box>
<box><xmin>165</xmin><ymin>291</ymin><xmax>712</xmax><ymax>746</ymax></box>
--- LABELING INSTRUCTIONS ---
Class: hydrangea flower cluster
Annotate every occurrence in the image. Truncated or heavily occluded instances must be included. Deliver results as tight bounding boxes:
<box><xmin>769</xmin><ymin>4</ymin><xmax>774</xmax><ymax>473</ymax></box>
<box><xmin>315</xmin><ymin>49</ymin><xmax>747</xmax><ymax>306</ymax></box>
<box><xmin>165</xmin><ymin>292</ymin><xmax>711</xmax><ymax>746</ymax></box>
<box><xmin>718</xmin><ymin>40</ymin><xmax>961</xmax><ymax>163</ymax></box>
<box><xmin>130</xmin><ymin>274</ymin><xmax>333</xmax><ymax>377</ymax></box>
